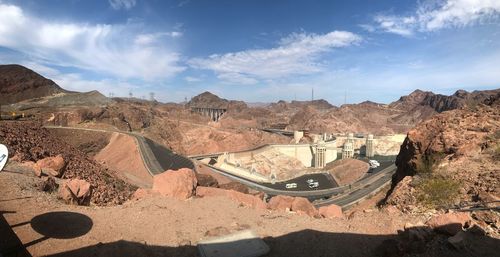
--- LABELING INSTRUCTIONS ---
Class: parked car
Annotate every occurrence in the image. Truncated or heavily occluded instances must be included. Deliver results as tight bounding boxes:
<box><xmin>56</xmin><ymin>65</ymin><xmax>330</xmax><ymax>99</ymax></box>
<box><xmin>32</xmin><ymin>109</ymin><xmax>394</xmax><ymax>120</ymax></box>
<box><xmin>285</xmin><ymin>183</ymin><xmax>297</xmax><ymax>189</ymax></box>
<box><xmin>307</xmin><ymin>179</ymin><xmax>319</xmax><ymax>189</ymax></box>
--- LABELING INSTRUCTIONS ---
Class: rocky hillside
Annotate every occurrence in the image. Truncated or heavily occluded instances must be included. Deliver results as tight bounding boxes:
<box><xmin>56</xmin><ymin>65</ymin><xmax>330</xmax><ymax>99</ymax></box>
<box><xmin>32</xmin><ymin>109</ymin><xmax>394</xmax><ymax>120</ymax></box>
<box><xmin>0</xmin><ymin>121</ymin><xmax>135</xmax><ymax>205</ymax></box>
<box><xmin>389</xmin><ymin>89</ymin><xmax>500</xmax><ymax>113</ymax></box>
<box><xmin>0</xmin><ymin>64</ymin><xmax>67</xmax><ymax>104</ymax></box>
<box><xmin>386</xmin><ymin>95</ymin><xmax>499</xmax><ymax>225</ymax></box>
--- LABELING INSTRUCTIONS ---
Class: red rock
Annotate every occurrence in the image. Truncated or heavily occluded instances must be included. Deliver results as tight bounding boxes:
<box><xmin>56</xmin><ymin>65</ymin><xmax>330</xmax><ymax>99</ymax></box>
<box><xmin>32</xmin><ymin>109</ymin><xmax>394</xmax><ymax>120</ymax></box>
<box><xmin>36</xmin><ymin>155</ymin><xmax>66</xmax><ymax>177</ymax></box>
<box><xmin>291</xmin><ymin>197</ymin><xmax>318</xmax><ymax>217</ymax></box>
<box><xmin>38</xmin><ymin>176</ymin><xmax>58</xmax><ymax>192</ymax></box>
<box><xmin>131</xmin><ymin>188</ymin><xmax>160</xmax><ymax>200</ymax></box>
<box><xmin>21</xmin><ymin>161</ymin><xmax>42</xmax><ymax>177</ymax></box>
<box><xmin>59</xmin><ymin>179</ymin><xmax>92</xmax><ymax>205</ymax></box>
<box><xmin>426</xmin><ymin>212</ymin><xmax>471</xmax><ymax>235</ymax></box>
<box><xmin>268</xmin><ymin>195</ymin><xmax>295</xmax><ymax>211</ymax></box>
<box><xmin>152</xmin><ymin>168</ymin><xmax>198</xmax><ymax>200</ymax></box>
<box><xmin>318</xmin><ymin>204</ymin><xmax>343</xmax><ymax>219</ymax></box>
<box><xmin>196</xmin><ymin>186</ymin><xmax>267</xmax><ymax>209</ymax></box>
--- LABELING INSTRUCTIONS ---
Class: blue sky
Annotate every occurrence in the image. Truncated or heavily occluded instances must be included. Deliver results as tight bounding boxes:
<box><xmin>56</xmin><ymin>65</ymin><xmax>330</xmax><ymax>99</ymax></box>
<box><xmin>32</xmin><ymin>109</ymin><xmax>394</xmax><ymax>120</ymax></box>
<box><xmin>0</xmin><ymin>0</ymin><xmax>499</xmax><ymax>104</ymax></box>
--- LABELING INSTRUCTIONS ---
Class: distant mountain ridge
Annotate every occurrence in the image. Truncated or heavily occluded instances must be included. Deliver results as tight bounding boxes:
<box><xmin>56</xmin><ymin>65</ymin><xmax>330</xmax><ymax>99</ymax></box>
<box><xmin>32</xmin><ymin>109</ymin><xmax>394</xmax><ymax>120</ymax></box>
<box><xmin>0</xmin><ymin>64</ymin><xmax>67</xmax><ymax>105</ymax></box>
<box><xmin>389</xmin><ymin>88</ymin><xmax>500</xmax><ymax>113</ymax></box>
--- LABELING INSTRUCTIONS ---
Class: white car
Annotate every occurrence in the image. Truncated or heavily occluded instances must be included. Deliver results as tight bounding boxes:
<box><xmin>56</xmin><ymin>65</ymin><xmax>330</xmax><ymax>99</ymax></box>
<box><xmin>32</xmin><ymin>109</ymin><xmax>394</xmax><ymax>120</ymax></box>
<box><xmin>285</xmin><ymin>183</ymin><xmax>297</xmax><ymax>189</ymax></box>
<box><xmin>369</xmin><ymin>160</ymin><xmax>380</xmax><ymax>167</ymax></box>
<box><xmin>306</xmin><ymin>179</ymin><xmax>319</xmax><ymax>189</ymax></box>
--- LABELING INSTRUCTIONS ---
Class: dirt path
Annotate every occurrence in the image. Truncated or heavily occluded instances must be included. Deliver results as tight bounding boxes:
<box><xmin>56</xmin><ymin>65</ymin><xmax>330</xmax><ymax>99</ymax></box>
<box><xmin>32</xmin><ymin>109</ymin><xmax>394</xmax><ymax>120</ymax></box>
<box><xmin>0</xmin><ymin>171</ymin><xmax>414</xmax><ymax>257</ymax></box>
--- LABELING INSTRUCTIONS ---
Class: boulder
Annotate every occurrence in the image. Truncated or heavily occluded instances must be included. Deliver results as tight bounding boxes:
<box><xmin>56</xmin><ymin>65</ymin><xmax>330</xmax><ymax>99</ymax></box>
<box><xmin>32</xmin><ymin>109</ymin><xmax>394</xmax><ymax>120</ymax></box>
<box><xmin>426</xmin><ymin>212</ymin><xmax>471</xmax><ymax>235</ymax></box>
<box><xmin>196</xmin><ymin>186</ymin><xmax>267</xmax><ymax>209</ymax></box>
<box><xmin>36</xmin><ymin>155</ymin><xmax>66</xmax><ymax>177</ymax></box>
<box><xmin>291</xmin><ymin>197</ymin><xmax>318</xmax><ymax>217</ymax></box>
<box><xmin>196</xmin><ymin>173</ymin><xmax>219</xmax><ymax>187</ymax></box>
<box><xmin>318</xmin><ymin>204</ymin><xmax>343</xmax><ymax>219</ymax></box>
<box><xmin>152</xmin><ymin>168</ymin><xmax>197</xmax><ymax>200</ymax></box>
<box><xmin>59</xmin><ymin>179</ymin><xmax>92</xmax><ymax>205</ymax></box>
<box><xmin>268</xmin><ymin>195</ymin><xmax>295</xmax><ymax>211</ymax></box>
<box><xmin>38</xmin><ymin>176</ymin><xmax>58</xmax><ymax>192</ymax></box>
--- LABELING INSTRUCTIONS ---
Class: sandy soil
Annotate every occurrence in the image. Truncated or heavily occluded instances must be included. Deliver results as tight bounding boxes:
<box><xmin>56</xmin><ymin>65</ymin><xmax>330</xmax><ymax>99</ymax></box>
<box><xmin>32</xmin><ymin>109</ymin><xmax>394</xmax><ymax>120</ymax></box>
<box><xmin>0</xmin><ymin>171</ymin><xmax>415</xmax><ymax>257</ymax></box>
<box><xmin>94</xmin><ymin>133</ymin><xmax>153</xmax><ymax>188</ymax></box>
<box><xmin>324</xmin><ymin>159</ymin><xmax>369</xmax><ymax>185</ymax></box>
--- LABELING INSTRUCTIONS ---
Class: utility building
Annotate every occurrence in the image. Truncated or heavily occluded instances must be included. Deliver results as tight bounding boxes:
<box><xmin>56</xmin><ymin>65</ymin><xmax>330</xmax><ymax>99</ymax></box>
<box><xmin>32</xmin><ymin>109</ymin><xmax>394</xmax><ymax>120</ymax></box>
<box><xmin>314</xmin><ymin>141</ymin><xmax>326</xmax><ymax>168</ymax></box>
<box><xmin>366</xmin><ymin>134</ymin><xmax>375</xmax><ymax>158</ymax></box>
<box><xmin>342</xmin><ymin>141</ymin><xmax>354</xmax><ymax>159</ymax></box>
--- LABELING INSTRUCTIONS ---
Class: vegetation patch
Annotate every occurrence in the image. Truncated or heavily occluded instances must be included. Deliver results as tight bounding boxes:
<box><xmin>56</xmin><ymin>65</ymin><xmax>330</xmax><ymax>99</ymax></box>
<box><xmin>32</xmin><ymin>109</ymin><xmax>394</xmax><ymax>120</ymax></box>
<box><xmin>416</xmin><ymin>176</ymin><xmax>460</xmax><ymax>209</ymax></box>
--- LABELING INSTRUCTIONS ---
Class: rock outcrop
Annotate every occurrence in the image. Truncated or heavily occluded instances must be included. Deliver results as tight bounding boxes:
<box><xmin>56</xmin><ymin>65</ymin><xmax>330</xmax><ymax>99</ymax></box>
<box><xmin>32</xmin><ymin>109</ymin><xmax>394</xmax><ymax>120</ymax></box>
<box><xmin>291</xmin><ymin>197</ymin><xmax>318</xmax><ymax>217</ymax></box>
<box><xmin>390</xmin><ymin>98</ymin><xmax>499</xmax><ymax>191</ymax></box>
<box><xmin>268</xmin><ymin>195</ymin><xmax>295</xmax><ymax>211</ymax></box>
<box><xmin>318</xmin><ymin>204</ymin><xmax>343</xmax><ymax>219</ymax></box>
<box><xmin>152</xmin><ymin>168</ymin><xmax>198</xmax><ymax>200</ymax></box>
<box><xmin>59</xmin><ymin>179</ymin><xmax>92</xmax><ymax>205</ymax></box>
<box><xmin>36</xmin><ymin>155</ymin><xmax>66</xmax><ymax>177</ymax></box>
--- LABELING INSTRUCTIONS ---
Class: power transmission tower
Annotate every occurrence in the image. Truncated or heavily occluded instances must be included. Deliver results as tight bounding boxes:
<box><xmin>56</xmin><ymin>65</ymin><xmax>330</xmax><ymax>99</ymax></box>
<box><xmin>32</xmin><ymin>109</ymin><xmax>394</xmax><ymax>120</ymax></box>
<box><xmin>149</xmin><ymin>92</ymin><xmax>155</xmax><ymax>101</ymax></box>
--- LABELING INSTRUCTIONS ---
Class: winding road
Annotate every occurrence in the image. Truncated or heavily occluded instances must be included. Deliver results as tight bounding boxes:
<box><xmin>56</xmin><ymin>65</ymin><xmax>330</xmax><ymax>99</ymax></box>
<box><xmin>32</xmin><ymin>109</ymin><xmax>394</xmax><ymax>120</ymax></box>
<box><xmin>45</xmin><ymin>125</ymin><xmax>396</xmax><ymax>209</ymax></box>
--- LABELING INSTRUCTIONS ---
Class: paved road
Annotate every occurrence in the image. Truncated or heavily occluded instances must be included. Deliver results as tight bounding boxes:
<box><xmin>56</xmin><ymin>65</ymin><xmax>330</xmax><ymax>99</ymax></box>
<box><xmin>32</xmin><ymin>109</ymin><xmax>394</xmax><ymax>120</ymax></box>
<box><xmin>314</xmin><ymin>165</ymin><xmax>395</xmax><ymax>209</ymax></box>
<box><xmin>45</xmin><ymin>126</ymin><xmax>396</xmax><ymax>209</ymax></box>
<box><xmin>44</xmin><ymin>126</ymin><xmax>194</xmax><ymax>176</ymax></box>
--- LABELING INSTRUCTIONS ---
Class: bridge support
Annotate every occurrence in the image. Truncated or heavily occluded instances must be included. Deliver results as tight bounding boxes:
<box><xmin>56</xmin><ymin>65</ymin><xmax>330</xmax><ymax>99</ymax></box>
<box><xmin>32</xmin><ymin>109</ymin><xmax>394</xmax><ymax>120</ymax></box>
<box><xmin>191</xmin><ymin>107</ymin><xmax>227</xmax><ymax>122</ymax></box>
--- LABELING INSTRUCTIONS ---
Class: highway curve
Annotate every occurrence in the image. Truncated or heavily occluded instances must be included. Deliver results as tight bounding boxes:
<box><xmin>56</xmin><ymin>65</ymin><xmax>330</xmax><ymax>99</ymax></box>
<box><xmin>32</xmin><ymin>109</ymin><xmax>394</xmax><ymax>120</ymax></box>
<box><xmin>45</xmin><ymin>126</ymin><xmax>396</xmax><ymax>209</ymax></box>
<box><xmin>44</xmin><ymin>126</ymin><xmax>194</xmax><ymax>176</ymax></box>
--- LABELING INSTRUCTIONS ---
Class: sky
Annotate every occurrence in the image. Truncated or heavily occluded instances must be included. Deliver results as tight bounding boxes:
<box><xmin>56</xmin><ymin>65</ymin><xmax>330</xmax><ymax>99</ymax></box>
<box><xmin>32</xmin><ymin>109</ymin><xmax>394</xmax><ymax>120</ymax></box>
<box><xmin>0</xmin><ymin>0</ymin><xmax>499</xmax><ymax>104</ymax></box>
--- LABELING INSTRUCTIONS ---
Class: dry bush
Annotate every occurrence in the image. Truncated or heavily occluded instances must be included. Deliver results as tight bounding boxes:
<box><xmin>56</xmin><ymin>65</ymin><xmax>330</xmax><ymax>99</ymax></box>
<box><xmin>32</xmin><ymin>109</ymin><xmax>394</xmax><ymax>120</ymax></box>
<box><xmin>416</xmin><ymin>176</ymin><xmax>460</xmax><ymax>209</ymax></box>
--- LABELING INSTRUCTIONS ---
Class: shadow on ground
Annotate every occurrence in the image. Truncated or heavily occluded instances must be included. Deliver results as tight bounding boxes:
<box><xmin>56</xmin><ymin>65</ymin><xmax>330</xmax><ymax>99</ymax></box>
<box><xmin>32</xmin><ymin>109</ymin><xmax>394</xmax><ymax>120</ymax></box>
<box><xmin>40</xmin><ymin>229</ymin><xmax>500</xmax><ymax>257</ymax></box>
<box><xmin>1</xmin><ymin>210</ymin><xmax>500</xmax><ymax>257</ymax></box>
<box><xmin>1</xmin><ymin>211</ymin><xmax>93</xmax><ymax>257</ymax></box>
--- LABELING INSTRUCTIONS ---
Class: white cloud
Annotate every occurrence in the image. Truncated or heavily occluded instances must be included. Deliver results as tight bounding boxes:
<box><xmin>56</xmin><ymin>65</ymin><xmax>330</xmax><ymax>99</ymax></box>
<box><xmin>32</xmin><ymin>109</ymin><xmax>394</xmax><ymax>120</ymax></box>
<box><xmin>134</xmin><ymin>32</ymin><xmax>183</xmax><ymax>45</ymax></box>
<box><xmin>373</xmin><ymin>0</ymin><xmax>500</xmax><ymax>36</ymax></box>
<box><xmin>0</xmin><ymin>3</ymin><xmax>184</xmax><ymax>81</ymax></box>
<box><xmin>184</xmin><ymin>76</ymin><xmax>202</xmax><ymax>82</ymax></box>
<box><xmin>109</xmin><ymin>0</ymin><xmax>136</xmax><ymax>10</ymax></box>
<box><xmin>374</xmin><ymin>15</ymin><xmax>416</xmax><ymax>36</ymax></box>
<box><xmin>189</xmin><ymin>30</ymin><xmax>361</xmax><ymax>84</ymax></box>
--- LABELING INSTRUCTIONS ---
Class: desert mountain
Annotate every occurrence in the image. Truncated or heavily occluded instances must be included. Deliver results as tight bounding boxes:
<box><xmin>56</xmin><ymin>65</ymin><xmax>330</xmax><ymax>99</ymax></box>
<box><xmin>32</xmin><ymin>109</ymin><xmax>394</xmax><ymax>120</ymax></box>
<box><xmin>0</xmin><ymin>64</ymin><xmax>67</xmax><ymax>104</ymax></box>
<box><xmin>186</xmin><ymin>91</ymin><xmax>247</xmax><ymax>110</ymax></box>
<box><xmin>389</xmin><ymin>88</ymin><xmax>500</xmax><ymax>113</ymax></box>
<box><xmin>0</xmin><ymin>64</ymin><xmax>112</xmax><ymax>108</ymax></box>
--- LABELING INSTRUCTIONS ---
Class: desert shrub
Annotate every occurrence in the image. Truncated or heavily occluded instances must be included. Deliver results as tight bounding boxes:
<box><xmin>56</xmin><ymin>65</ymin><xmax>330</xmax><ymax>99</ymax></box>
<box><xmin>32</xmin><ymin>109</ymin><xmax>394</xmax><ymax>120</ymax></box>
<box><xmin>416</xmin><ymin>176</ymin><xmax>460</xmax><ymax>208</ymax></box>
<box><xmin>415</xmin><ymin>152</ymin><xmax>445</xmax><ymax>175</ymax></box>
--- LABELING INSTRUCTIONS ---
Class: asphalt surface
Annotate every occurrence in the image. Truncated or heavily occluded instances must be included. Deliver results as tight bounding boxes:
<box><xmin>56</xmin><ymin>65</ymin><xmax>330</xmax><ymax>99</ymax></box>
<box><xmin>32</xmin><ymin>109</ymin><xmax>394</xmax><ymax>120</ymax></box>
<box><xmin>139</xmin><ymin>137</ymin><xmax>194</xmax><ymax>174</ymax></box>
<box><xmin>261</xmin><ymin>173</ymin><xmax>338</xmax><ymax>191</ymax></box>
<box><xmin>44</xmin><ymin>126</ymin><xmax>194</xmax><ymax>176</ymax></box>
<box><xmin>44</xmin><ymin>126</ymin><xmax>397</xmax><ymax>209</ymax></box>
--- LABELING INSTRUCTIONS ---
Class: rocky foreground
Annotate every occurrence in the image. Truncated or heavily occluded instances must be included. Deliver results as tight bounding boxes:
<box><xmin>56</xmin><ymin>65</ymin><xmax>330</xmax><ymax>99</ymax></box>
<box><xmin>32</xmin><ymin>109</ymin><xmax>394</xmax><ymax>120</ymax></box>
<box><xmin>0</xmin><ymin>121</ymin><xmax>135</xmax><ymax>205</ymax></box>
